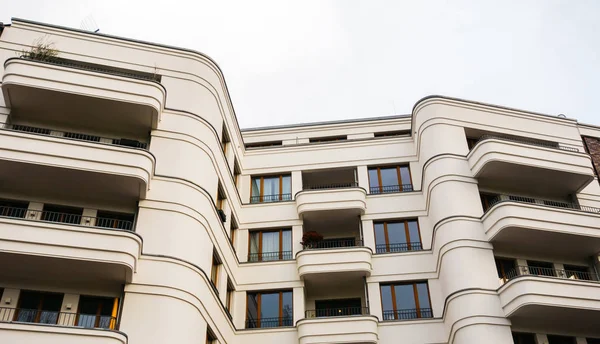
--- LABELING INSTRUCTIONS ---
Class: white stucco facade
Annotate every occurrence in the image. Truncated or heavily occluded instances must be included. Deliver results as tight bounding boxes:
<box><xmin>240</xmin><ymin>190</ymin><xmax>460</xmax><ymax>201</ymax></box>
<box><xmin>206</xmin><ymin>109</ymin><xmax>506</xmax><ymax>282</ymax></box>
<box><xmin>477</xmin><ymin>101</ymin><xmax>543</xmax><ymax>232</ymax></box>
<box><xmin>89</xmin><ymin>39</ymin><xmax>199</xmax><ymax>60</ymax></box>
<box><xmin>0</xmin><ymin>17</ymin><xmax>600</xmax><ymax>344</ymax></box>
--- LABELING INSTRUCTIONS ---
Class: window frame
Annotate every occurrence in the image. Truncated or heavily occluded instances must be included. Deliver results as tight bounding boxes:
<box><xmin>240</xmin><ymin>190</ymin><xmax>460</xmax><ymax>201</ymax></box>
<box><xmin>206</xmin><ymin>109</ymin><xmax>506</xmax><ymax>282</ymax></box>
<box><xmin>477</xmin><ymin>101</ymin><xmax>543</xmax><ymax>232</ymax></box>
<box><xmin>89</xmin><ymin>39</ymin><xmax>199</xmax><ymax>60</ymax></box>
<box><xmin>250</xmin><ymin>174</ymin><xmax>292</xmax><ymax>203</ymax></box>
<box><xmin>380</xmin><ymin>281</ymin><xmax>432</xmax><ymax>321</ymax></box>
<box><xmin>226</xmin><ymin>278</ymin><xmax>235</xmax><ymax>316</ymax></box>
<box><xmin>76</xmin><ymin>295</ymin><xmax>119</xmax><ymax>329</ymax></box>
<box><xmin>374</xmin><ymin>219</ymin><xmax>422</xmax><ymax>253</ymax></box>
<box><xmin>368</xmin><ymin>165</ymin><xmax>413</xmax><ymax>194</ymax></box>
<box><xmin>246</xmin><ymin>290</ymin><xmax>293</xmax><ymax>328</ymax></box>
<box><xmin>211</xmin><ymin>251</ymin><xmax>222</xmax><ymax>291</ymax></box>
<box><xmin>247</xmin><ymin>229</ymin><xmax>292</xmax><ymax>262</ymax></box>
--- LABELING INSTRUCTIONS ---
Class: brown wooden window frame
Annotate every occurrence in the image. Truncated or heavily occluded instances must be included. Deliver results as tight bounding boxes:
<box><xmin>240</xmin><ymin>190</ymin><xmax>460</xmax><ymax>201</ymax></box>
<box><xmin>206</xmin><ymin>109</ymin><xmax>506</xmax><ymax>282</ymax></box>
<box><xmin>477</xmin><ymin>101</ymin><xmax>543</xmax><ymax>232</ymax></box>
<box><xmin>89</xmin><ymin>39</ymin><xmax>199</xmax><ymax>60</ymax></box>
<box><xmin>246</xmin><ymin>290</ymin><xmax>293</xmax><ymax>328</ymax></box>
<box><xmin>368</xmin><ymin>165</ymin><xmax>413</xmax><ymax>194</ymax></box>
<box><xmin>226</xmin><ymin>278</ymin><xmax>235</xmax><ymax>315</ymax></box>
<box><xmin>247</xmin><ymin>229</ymin><xmax>292</xmax><ymax>262</ymax></box>
<box><xmin>374</xmin><ymin>219</ymin><xmax>422</xmax><ymax>253</ymax></box>
<box><xmin>250</xmin><ymin>174</ymin><xmax>292</xmax><ymax>203</ymax></box>
<box><xmin>76</xmin><ymin>295</ymin><xmax>119</xmax><ymax>330</ymax></box>
<box><xmin>221</xmin><ymin>125</ymin><xmax>230</xmax><ymax>156</ymax></box>
<box><xmin>217</xmin><ymin>182</ymin><xmax>226</xmax><ymax>210</ymax></box>
<box><xmin>380</xmin><ymin>281</ymin><xmax>432</xmax><ymax>321</ymax></box>
<box><xmin>211</xmin><ymin>251</ymin><xmax>222</xmax><ymax>291</ymax></box>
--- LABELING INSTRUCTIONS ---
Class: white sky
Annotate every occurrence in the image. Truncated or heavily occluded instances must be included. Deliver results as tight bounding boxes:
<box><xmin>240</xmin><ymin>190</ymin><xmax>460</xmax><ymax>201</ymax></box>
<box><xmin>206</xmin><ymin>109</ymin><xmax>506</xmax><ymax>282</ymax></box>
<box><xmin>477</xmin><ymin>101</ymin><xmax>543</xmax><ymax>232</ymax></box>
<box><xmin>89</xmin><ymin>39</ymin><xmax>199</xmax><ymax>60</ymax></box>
<box><xmin>1</xmin><ymin>0</ymin><xmax>599</xmax><ymax>128</ymax></box>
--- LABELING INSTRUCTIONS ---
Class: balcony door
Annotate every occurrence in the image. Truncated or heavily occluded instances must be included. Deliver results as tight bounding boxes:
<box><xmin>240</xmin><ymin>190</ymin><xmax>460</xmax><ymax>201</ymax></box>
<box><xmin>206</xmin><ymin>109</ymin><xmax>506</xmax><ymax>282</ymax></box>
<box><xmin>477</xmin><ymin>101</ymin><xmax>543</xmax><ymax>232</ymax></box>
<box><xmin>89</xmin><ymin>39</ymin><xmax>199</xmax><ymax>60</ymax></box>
<box><xmin>315</xmin><ymin>298</ymin><xmax>362</xmax><ymax>317</ymax></box>
<box><xmin>14</xmin><ymin>291</ymin><xmax>63</xmax><ymax>324</ymax></box>
<box><xmin>77</xmin><ymin>296</ymin><xmax>117</xmax><ymax>329</ymax></box>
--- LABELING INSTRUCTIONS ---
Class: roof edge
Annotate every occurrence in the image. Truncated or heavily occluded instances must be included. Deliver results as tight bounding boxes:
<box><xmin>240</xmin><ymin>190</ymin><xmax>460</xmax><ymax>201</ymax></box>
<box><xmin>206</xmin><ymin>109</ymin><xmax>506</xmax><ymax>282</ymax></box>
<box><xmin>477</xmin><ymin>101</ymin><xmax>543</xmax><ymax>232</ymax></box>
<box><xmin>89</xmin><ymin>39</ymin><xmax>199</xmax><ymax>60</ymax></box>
<box><xmin>241</xmin><ymin>114</ymin><xmax>411</xmax><ymax>132</ymax></box>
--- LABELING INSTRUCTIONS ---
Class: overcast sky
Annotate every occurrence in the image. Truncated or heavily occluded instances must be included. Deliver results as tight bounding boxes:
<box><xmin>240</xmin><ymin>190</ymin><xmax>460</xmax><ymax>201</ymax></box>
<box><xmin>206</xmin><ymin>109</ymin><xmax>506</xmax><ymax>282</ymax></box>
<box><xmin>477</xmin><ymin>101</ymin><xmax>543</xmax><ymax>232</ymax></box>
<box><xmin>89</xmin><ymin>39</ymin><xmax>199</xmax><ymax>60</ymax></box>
<box><xmin>1</xmin><ymin>1</ymin><xmax>599</xmax><ymax>128</ymax></box>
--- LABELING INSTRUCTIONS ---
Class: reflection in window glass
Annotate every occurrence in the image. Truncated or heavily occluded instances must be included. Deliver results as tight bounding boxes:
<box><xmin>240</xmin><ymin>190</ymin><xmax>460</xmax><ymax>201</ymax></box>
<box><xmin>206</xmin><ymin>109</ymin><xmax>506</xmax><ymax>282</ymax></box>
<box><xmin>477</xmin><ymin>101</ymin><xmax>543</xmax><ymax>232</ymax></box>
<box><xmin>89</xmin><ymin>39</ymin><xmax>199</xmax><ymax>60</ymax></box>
<box><xmin>380</xmin><ymin>168</ymin><xmax>399</xmax><ymax>187</ymax></box>
<box><xmin>368</xmin><ymin>169</ymin><xmax>379</xmax><ymax>190</ymax></box>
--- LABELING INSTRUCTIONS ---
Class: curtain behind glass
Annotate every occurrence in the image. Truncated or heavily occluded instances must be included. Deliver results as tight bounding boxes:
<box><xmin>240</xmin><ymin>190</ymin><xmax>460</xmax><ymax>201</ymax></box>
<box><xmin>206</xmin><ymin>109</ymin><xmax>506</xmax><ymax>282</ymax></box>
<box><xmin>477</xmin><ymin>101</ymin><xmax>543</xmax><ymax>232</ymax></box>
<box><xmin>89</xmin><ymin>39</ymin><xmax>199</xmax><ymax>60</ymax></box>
<box><xmin>251</xmin><ymin>178</ymin><xmax>261</xmax><ymax>202</ymax></box>
<box><xmin>249</xmin><ymin>232</ymin><xmax>260</xmax><ymax>262</ymax></box>
<box><xmin>281</xmin><ymin>175</ymin><xmax>291</xmax><ymax>200</ymax></box>
<box><xmin>281</xmin><ymin>230</ymin><xmax>291</xmax><ymax>259</ymax></box>
<box><xmin>262</xmin><ymin>231</ymin><xmax>279</xmax><ymax>261</ymax></box>
<box><xmin>263</xmin><ymin>177</ymin><xmax>280</xmax><ymax>202</ymax></box>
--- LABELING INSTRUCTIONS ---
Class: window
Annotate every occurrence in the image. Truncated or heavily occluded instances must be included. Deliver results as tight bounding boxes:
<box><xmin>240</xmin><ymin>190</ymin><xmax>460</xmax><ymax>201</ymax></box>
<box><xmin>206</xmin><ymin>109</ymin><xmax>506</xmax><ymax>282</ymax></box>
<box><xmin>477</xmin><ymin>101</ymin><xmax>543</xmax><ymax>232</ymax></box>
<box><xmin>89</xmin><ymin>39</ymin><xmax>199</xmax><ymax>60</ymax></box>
<box><xmin>245</xmin><ymin>141</ymin><xmax>282</xmax><ymax>149</ymax></box>
<box><xmin>77</xmin><ymin>296</ymin><xmax>118</xmax><ymax>329</ymax></box>
<box><xmin>221</xmin><ymin>126</ymin><xmax>230</xmax><ymax>156</ymax></box>
<box><xmin>226</xmin><ymin>278</ymin><xmax>235</xmax><ymax>315</ymax></box>
<box><xmin>466</xmin><ymin>137</ymin><xmax>479</xmax><ymax>150</ymax></box>
<box><xmin>374</xmin><ymin>130</ymin><xmax>410</xmax><ymax>138</ymax></box>
<box><xmin>211</xmin><ymin>251</ymin><xmax>221</xmax><ymax>290</ymax></box>
<box><xmin>95</xmin><ymin>211</ymin><xmax>135</xmax><ymax>231</ymax></box>
<box><xmin>586</xmin><ymin>338</ymin><xmax>600</xmax><ymax>344</ymax></box>
<box><xmin>41</xmin><ymin>204</ymin><xmax>83</xmax><ymax>225</ymax></box>
<box><xmin>314</xmin><ymin>298</ymin><xmax>362</xmax><ymax>317</ymax></box>
<box><xmin>217</xmin><ymin>182</ymin><xmax>227</xmax><ymax>222</ymax></box>
<box><xmin>480</xmin><ymin>193</ymin><xmax>500</xmax><ymax>212</ymax></box>
<box><xmin>547</xmin><ymin>335</ymin><xmax>577</xmax><ymax>344</ymax></box>
<box><xmin>368</xmin><ymin>166</ymin><xmax>412</xmax><ymax>194</ymax></box>
<box><xmin>14</xmin><ymin>290</ymin><xmax>63</xmax><ymax>324</ymax></box>
<box><xmin>380</xmin><ymin>282</ymin><xmax>432</xmax><ymax>321</ymax></box>
<box><xmin>248</xmin><ymin>229</ymin><xmax>292</xmax><ymax>262</ymax></box>
<box><xmin>230</xmin><ymin>217</ymin><xmax>238</xmax><ymax>247</ymax></box>
<box><xmin>246</xmin><ymin>290</ymin><xmax>293</xmax><ymax>328</ymax></box>
<box><xmin>527</xmin><ymin>260</ymin><xmax>555</xmax><ymax>277</ymax></box>
<box><xmin>0</xmin><ymin>199</ymin><xmax>29</xmax><ymax>219</ymax></box>
<box><xmin>250</xmin><ymin>175</ymin><xmax>292</xmax><ymax>203</ymax></box>
<box><xmin>564</xmin><ymin>264</ymin><xmax>593</xmax><ymax>280</ymax></box>
<box><xmin>206</xmin><ymin>326</ymin><xmax>217</xmax><ymax>344</ymax></box>
<box><xmin>309</xmin><ymin>135</ymin><xmax>347</xmax><ymax>143</ymax></box>
<box><xmin>374</xmin><ymin>219</ymin><xmax>422</xmax><ymax>253</ymax></box>
<box><xmin>233</xmin><ymin>158</ymin><xmax>241</xmax><ymax>188</ymax></box>
<box><xmin>512</xmin><ymin>332</ymin><xmax>536</xmax><ymax>344</ymax></box>
<box><xmin>495</xmin><ymin>257</ymin><xmax>517</xmax><ymax>282</ymax></box>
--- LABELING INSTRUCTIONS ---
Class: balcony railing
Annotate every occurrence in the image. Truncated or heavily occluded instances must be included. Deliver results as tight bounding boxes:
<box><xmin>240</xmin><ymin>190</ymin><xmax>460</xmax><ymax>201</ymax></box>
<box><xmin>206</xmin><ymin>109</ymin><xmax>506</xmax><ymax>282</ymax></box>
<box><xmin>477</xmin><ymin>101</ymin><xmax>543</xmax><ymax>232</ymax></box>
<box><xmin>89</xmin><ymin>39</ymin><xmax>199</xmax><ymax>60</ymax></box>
<box><xmin>246</xmin><ymin>316</ymin><xmax>293</xmax><ymax>328</ymax></box>
<box><xmin>305</xmin><ymin>306</ymin><xmax>369</xmax><ymax>318</ymax></box>
<box><xmin>4</xmin><ymin>124</ymin><xmax>148</xmax><ymax>149</ymax></box>
<box><xmin>0</xmin><ymin>307</ymin><xmax>117</xmax><ymax>329</ymax></box>
<box><xmin>501</xmin><ymin>266</ymin><xmax>599</xmax><ymax>283</ymax></box>
<box><xmin>302</xmin><ymin>239</ymin><xmax>363</xmax><ymax>250</ymax></box>
<box><xmin>250</xmin><ymin>193</ymin><xmax>292</xmax><ymax>203</ymax></box>
<box><xmin>303</xmin><ymin>182</ymin><xmax>359</xmax><ymax>190</ymax></box>
<box><xmin>376</xmin><ymin>242</ymin><xmax>423</xmax><ymax>254</ymax></box>
<box><xmin>482</xmin><ymin>194</ymin><xmax>600</xmax><ymax>214</ymax></box>
<box><xmin>382</xmin><ymin>308</ymin><xmax>433</xmax><ymax>321</ymax></box>
<box><xmin>474</xmin><ymin>134</ymin><xmax>579</xmax><ymax>152</ymax></box>
<box><xmin>0</xmin><ymin>206</ymin><xmax>134</xmax><ymax>231</ymax></box>
<box><xmin>247</xmin><ymin>251</ymin><xmax>293</xmax><ymax>262</ymax></box>
<box><xmin>369</xmin><ymin>184</ymin><xmax>413</xmax><ymax>194</ymax></box>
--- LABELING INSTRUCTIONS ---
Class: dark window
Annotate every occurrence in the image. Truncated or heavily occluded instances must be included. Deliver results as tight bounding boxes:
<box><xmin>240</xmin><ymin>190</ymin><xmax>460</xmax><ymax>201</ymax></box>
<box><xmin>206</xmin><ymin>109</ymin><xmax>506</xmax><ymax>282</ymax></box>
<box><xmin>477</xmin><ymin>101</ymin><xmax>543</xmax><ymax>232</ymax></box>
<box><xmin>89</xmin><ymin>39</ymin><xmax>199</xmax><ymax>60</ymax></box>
<box><xmin>217</xmin><ymin>182</ymin><xmax>226</xmax><ymax>210</ymax></box>
<box><xmin>248</xmin><ymin>229</ymin><xmax>292</xmax><ymax>262</ymax></box>
<box><xmin>41</xmin><ymin>204</ymin><xmax>83</xmax><ymax>225</ymax></box>
<box><xmin>564</xmin><ymin>265</ymin><xmax>593</xmax><ymax>281</ymax></box>
<box><xmin>309</xmin><ymin>135</ymin><xmax>347</xmax><ymax>143</ymax></box>
<box><xmin>233</xmin><ymin>158</ymin><xmax>241</xmax><ymax>188</ymax></box>
<box><xmin>211</xmin><ymin>251</ymin><xmax>221</xmax><ymax>290</ymax></box>
<box><xmin>226</xmin><ymin>278</ymin><xmax>235</xmax><ymax>316</ymax></box>
<box><xmin>512</xmin><ymin>332</ymin><xmax>536</xmax><ymax>344</ymax></box>
<box><xmin>95</xmin><ymin>211</ymin><xmax>134</xmax><ymax>230</ymax></box>
<box><xmin>547</xmin><ymin>335</ymin><xmax>577</xmax><ymax>344</ymax></box>
<box><xmin>586</xmin><ymin>338</ymin><xmax>600</xmax><ymax>344</ymax></box>
<box><xmin>246</xmin><ymin>290</ymin><xmax>293</xmax><ymax>328</ymax></box>
<box><xmin>314</xmin><ymin>298</ymin><xmax>362</xmax><ymax>317</ymax></box>
<box><xmin>0</xmin><ymin>199</ymin><xmax>29</xmax><ymax>219</ymax></box>
<box><xmin>374</xmin><ymin>130</ymin><xmax>410</xmax><ymax>138</ymax></box>
<box><xmin>527</xmin><ymin>260</ymin><xmax>555</xmax><ymax>277</ymax></box>
<box><xmin>380</xmin><ymin>282</ymin><xmax>432</xmax><ymax>321</ymax></box>
<box><xmin>15</xmin><ymin>290</ymin><xmax>63</xmax><ymax>324</ymax></box>
<box><xmin>245</xmin><ymin>141</ymin><xmax>283</xmax><ymax>149</ymax></box>
<box><xmin>374</xmin><ymin>219</ymin><xmax>422</xmax><ymax>253</ymax></box>
<box><xmin>221</xmin><ymin>126</ymin><xmax>230</xmax><ymax>156</ymax></box>
<box><xmin>77</xmin><ymin>296</ymin><xmax>117</xmax><ymax>329</ymax></box>
<box><xmin>250</xmin><ymin>175</ymin><xmax>292</xmax><ymax>203</ymax></box>
<box><xmin>206</xmin><ymin>326</ymin><xmax>217</xmax><ymax>344</ymax></box>
<box><xmin>368</xmin><ymin>166</ymin><xmax>413</xmax><ymax>194</ymax></box>
<box><xmin>230</xmin><ymin>217</ymin><xmax>238</xmax><ymax>247</ymax></box>
<box><xmin>466</xmin><ymin>137</ymin><xmax>479</xmax><ymax>150</ymax></box>
<box><xmin>480</xmin><ymin>193</ymin><xmax>500</xmax><ymax>212</ymax></box>
<box><xmin>495</xmin><ymin>257</ymin><xmax>517</xmax><ymax>282</ymax></box>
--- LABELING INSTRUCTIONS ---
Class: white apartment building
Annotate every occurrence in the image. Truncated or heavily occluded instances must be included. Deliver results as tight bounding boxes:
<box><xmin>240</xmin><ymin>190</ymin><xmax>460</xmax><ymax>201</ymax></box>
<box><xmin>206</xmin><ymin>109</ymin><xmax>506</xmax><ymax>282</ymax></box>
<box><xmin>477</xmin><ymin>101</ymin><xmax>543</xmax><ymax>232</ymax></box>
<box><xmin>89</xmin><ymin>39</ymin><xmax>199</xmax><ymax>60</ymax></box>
<box><xmin>1</xmin><ymin>17</ymin><xmax>600</xmax><ymax>344</ymax></box>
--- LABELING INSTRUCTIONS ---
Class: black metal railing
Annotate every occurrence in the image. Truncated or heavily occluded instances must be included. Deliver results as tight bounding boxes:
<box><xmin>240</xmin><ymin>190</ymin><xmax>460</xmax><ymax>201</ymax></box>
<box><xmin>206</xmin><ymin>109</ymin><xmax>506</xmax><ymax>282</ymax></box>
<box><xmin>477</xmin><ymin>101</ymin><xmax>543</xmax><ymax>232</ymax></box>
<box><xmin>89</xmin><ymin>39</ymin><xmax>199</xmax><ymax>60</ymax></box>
<box><xmin>5</xmin><ymin>124</ymin><xmax>148</xmax><ymax>150</ymax></box>
<box><xmin>376</xmin><ymin>242</ymin><xmax>423</xmax><ymax>254</ymax></box>
<box><xmin>382</xmin><ymin>308</ymin><xmax>433</xmax><ymax>321</ymax></box>
<box><xmin>305</xmin><ymin>307</ymin><xmax>369</xmax><ymax>318</ymax></box>
<box><xmin>502</xmin><ymin>266</ymin><xmax>599</xmax><ymax>282</ymax></box>
<box><xmin>370</xmin><ymin>184</ymin><xmax>414</xmax><ymax>194</ymax></box>
<box><xmin>303</xmin><ymin>182</ymin><xmax>359</xmax><ymax>190</ymax></box>
<box><xmin>250</xmin><ymin>193</ymin><xmax>293</xmax><ymax>203</ymax></box>
<box><xmin>302</xmin><ymin>239</ymin><xmax>362</xmax><ymax>250</ymax></box>
<box><xmin>0</xmin><ymin>206</ymin><xmax>134</xmax><ymax>231</ymax></box>
<box><xmin>0</xmin><ymin>307</ymin><xmax>117</xmax><ymax>329</ymax></box>
<box><xmin>482</xmin><ymin>194</ymin><xmax>600</xmax><ymax>214</ymax></box>
<box><xmin>246</xmin><ymin>316</ymin><xmax>293</xmax><ymax>328</ymax></box>
<box><xmin>247</xmin><ymin>251</ymin><xmax>293</xmax><ymax>262</ymax></box>
<box><xmin>21</xmin><ymin>56</ymin><xmax>161</xmax><ymax>82</ymax></box>
<box><xmin>475</xmin><ymin>134</ymin><xmax>579</xmax><ymax>152</ymax></box>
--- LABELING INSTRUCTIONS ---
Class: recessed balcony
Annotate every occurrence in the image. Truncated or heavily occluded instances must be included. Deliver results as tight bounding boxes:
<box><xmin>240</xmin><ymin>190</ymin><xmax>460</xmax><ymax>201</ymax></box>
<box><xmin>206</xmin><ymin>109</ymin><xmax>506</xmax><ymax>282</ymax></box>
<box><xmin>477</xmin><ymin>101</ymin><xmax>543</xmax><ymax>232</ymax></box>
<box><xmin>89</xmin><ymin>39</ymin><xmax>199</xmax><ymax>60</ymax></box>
<box><xmin>468</xmin><ymin>135</ymin><xmax>595</xmax><ymax>196</ymax></box>
<box><xmin>2</xmin><ymin>57</ymin><xmax>164</xmax><ymax>134</ymax></box>
<box><xmin>498</xmin><ymin>267</ymin><xmax>600</xmax><ymax>337</ymax></box>
<box><xmin>296</xmin><ymin>246</ymin><xmax>372</xmax><ymax>279</ymax></box>
<box><xmin>296</xmin><ymin>187</ymin><xmax>366</xmax><ymax>217</ymax></box>
<box><xmin>482</xmin><ymin>195</ymin><xmax>600</xmax><ymax>260</ymax></box>
<box><xmin>297</xmin><ymin>313</ymin><xmax>378</xmax><ymax>344</ymax></box>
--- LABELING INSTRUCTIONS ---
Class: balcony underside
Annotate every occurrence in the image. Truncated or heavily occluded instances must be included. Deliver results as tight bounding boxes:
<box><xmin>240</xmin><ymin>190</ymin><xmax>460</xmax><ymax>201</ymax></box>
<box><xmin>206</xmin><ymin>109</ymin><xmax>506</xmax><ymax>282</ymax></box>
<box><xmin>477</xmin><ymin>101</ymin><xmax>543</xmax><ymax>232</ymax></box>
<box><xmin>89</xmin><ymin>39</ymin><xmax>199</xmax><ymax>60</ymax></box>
<box><xmin>296</xmin><ymin>188</ymin><xmax>366</xmax><ymax>217</ymax></box>
<box><xmin>0</xmin><ymin>322</ymin><xmax>127</xmax><ymax>344</ymax></box>
<box><xmin>297</xmin><ymin>315</ymin><xmax>378</xmax><ymax>344</ymax></box>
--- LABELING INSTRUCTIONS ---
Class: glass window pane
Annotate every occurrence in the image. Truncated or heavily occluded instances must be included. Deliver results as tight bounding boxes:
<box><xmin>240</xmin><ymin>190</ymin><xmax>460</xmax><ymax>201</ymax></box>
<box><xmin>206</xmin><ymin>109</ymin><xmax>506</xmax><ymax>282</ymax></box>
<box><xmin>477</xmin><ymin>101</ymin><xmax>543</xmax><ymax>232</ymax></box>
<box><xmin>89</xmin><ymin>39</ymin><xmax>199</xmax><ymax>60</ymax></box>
<box><xmin>247</xmin><ymin>293</ymin><xmax>259</xmax><ymax>326</ymax></box>
<box><xmin>368</xmin><ymin>169</ymin><xmax>379</xmax><ymax>189</ymax></box>
<box><xmin>251</xmin><ymin>178</ymin><xmax>261</xmax><ymax>201</ymax></box>
<box><xmin>260</xmin><ymin>293</ymin><xmax>280</xmax><ymax>327</ymax></box>
<box><xmin>399</xmin><ymin>166</ymin><xmax>411</xmax><ymax>187</ymax></box>
<box><xmin>387</xmin><ymin>222</ymin><xmax>407</xmax><ymax>245</ymax></box>
<box><xmin>407</xmin><ymin>221</ymin><xmax>420</xmax><ymax>246</ymax></box>
<box><xmin>394</xmin><ymin>284</ymin><xmax>416</xmax><ymax>310</ymax></box>
<box><xmin>380</xmin><ymin>168</ymin><xmax>399</xmax><ymax>187</ymax></box>
<box><xmin>380</xmin><ymin>285</ymin><xmax>393</xmax><ymax>311</ymax></box>
<box><xmin>282</xmin><ymin>291</ymin><xmax>293</xmax><ymax>326</ymax></box>
<box><xmin>249</xmin><ymin>232</ymin><xmax>260</xmax><ymax>262</ymax></box>
<box><xmin>416</xmin><ymin>283</ymin><xmax>430</xmax><ymax>309</ymax></box>
<box><xmin>263</xmin><ymin>177</ymin><xmax>280</xmax><ymax>202</ymax></box>
<box><xmin>374</xmin><ymin>223</ymin><xmax>386</xmax><ymax>248</ymax></box>
<box><xmin>281</xmin><ymin>175</ymin><xmax>291</xmax><ymax>197</ymax></box>
<box><xmin>262</xmin><ymin>232</ymin><xmax>280</xmax><ymax>261</ymax></box>
<box><xmin>281</xmin><ymin>230</ymin><xmax>292</xmax><ymax>259</ymax></box>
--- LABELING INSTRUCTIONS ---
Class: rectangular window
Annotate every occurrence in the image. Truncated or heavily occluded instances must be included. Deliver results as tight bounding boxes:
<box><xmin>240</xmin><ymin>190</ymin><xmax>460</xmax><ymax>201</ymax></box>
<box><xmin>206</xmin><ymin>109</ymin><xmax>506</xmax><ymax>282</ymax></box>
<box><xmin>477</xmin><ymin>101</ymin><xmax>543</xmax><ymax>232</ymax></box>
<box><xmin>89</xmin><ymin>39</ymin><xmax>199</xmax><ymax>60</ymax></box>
<box><xmin>14</xmin><ymin>290</ymin><xmax>63</xmax><ymax>324</ymax></box>
<box><xmin>221</xmin><ymin>125</ymin><xmax>230</xmax><ymax>156</ymax></box>
<box><xmin>512</xmin><ymin>332</ymin><xmax>536</xmax><ymax>344</ymax></box>
<box><xmin>374</xmin><ymin>130</ymin><xmax>410</xmax><ymax>138</ymax></box>
<box><xmin>217</xmin><ymin>183</ymin><xmax>226</xmax><ymax>210</ymax></box>
<box><xmin>246</xmin><ymin>290</ymin><xmax>293</xmax><ymax>328</ymax></box>
<box><xmin>380</xmin><ymin>282</ymin><xmax>432</xmax><ymax>321</ymax></box>
<box><xmin>226</xmin><ymin>278</ymin><xmax>235</xmax><ymax>316</ymax></box>
<box><xmin>314</xmin><ymin>298</ymin><xmax>362</xmax><ymax>317</ymax></box>
<box><xmin>563</xmin><ymin>264</ymin><xmax>593</xmax><ymax>281</ymax></box>
<box><xmin>248</xmin><ymin>229</ymin><xmax>292</xmax><ymax>262</ymax></box>
<box><xmin>368</xmin><ymin>166</ymin><xmax>412</xmax><ymax>194</ymax></box>
<box><xmin>495</xmin><ymin>257</ymin><xmax>517</xmax><ymax>282</ymax></box>
<box><xmin>466</xmin><ymin>137</ymin><xmax>479</xmax><ymax>150</ymax></box>
<box><xmin>586</xmin><ymin>338</ymin><xmax>600</xmax><ymax>344</ymax></box>
<box><xmin>77</xmin><ymin>296</ymin><xmax>118</xmax><ymax>329</ymax></box>
<box><xmin>95</xmin><ymin>211</ymin><xmax>135</xmax><ymax>231</ymax></box>
<box><xmin>309</xmin><ymin>135</ymin><xmax>347</xmax><ymax>143</ymax></box>
<box><xmin>233</xmin><ymin>158</ymin><xmax>241</xmax><ymax>188</ymax></box>
<box><xmin>211</xmin><ymin>251</ymin><xmax>221</xmax><ymax>291</ymax></box>
<box><xmin>41</xmin><ymin>204</ymin><xmax>83</xmax><ymax>225</ymax></box>
<box><xmin>250</xmin><ymin>175</ymin><xmax>292</xmax><ymax>203</ymax></box>
<box><xmin>527</xmin><ymin>260</ymin><xmax>555</xmax><ymax>277</ymax></box>
<box><xmin>374</xmin><ymin>219</ymin><xmax>422</xmax><ymax>253</ymax></box>
<box><xmin>245</xmin><ymin>141</ymin><xmax>282</xmax><ymax>149</ymax></box>
<box><xmin>206</xmin><ymin>326</ymin><xmax>217</xmax><ymax>344</ymax></box>
<box><xmin>547</xmin><ymin>335</ymin><xmax>577</xmax><ymax>344</ymax></box>
<box><xmin>480</xmin><ymin>193</ymin><xmax>500</xmax><ymax>212</ymax></box>
<box><xmin>0</xmin><ymin>199</ymin><xmax>29</xmax><ymax>219</ymax></box>
<box><xmin>230</xmin><ymin>217</ymin><xmax>238</xmax><ymax>247</ymax></box>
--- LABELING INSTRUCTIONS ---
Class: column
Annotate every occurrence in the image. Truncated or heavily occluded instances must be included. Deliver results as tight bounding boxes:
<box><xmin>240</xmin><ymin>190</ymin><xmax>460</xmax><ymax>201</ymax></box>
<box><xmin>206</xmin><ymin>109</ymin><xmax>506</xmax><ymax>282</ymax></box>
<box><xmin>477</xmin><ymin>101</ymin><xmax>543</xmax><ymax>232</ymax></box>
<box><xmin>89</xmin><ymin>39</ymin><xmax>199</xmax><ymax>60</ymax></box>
<box><xmin>293</xmin><ymin>286</ymin><xmax>305</xmax><ymax>323</ymax></box>
<box><xmin>291</xmin><ymin>170</ymin><xmax>303</xmax><ymax>198</ymax></box>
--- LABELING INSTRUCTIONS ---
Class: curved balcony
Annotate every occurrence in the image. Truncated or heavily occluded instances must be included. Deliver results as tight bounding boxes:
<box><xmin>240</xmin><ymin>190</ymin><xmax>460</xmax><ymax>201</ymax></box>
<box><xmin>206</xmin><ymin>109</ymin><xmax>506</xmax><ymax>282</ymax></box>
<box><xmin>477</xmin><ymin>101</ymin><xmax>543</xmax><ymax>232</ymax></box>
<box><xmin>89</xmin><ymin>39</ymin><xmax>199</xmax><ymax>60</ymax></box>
<box><xmin>297</xmin><ymin>311</ymin><xmax>378</xmax><ymax>344</ymax></box>
<box><xmin>0</xmin><ymin>127</ymin><xmax>154</xmax><ymax>199</ymax></box>
<box><xmin>468</xmin><ymin>135</ymin><xmax>594</xmax><ymax>196</ymax></box>
<box><xmin>0</xmin><ymin>209</ymin><xmax>141</xmax><ymax>283</ymax></box>
<box><xmin>482</xmin><ymin>196</ymin><xmax>600</xmax><ymax>260</ymax></box>
<box><xmin>296</xmin><ymin>186</ymin><xmax>366</xmax><ymax>217</ymax></box>
<box><xmin>499</xmin><ymin>271</ymin><xmax>600</xmax><ymax>337</ymax></box>
<box><xmin>2</xmin><ymin>57</ymin><xmax>164</xmax><ymax>131</ymax></box>
<box><xmin>0</xmin><ymin>321</ymin><xmax>127</xmax><ymax>344</ymax></box>
<box><xmin>296</xmin><ymin>244</ymin><xmax>372</xmax><ymax>280</ymax></box>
